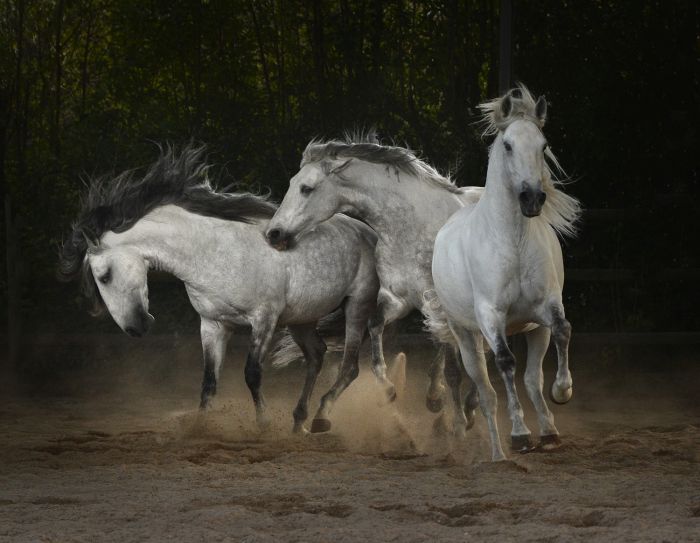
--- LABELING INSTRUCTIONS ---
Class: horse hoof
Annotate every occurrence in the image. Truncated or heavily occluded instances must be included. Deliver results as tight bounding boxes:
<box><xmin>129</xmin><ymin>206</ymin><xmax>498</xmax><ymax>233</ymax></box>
<box><xmin>426</xmin><ymin>396</ymin><xmax>444</xmax><ymax>413</ymax></box>
<box><xmin>539</xmin><ymin>434</ymin><xmax>562</xmax><ymax>450</ymax></box>
<box><xmin>292</xmin><ymin>421</ymin><xmax>307</xmax><ymax>434</ymax></box>
<box><xmin>310</xmin><ymin>418</ymin><xmax>331</xmax><ymax>433</ymax></box>
<box><xmin>550</xmin><ymin>383</ymin><xmax>573</xmax><ymax>405</ymax></box>
<box><xmin>511</xmin><ymin>434</ymin><xmax>535</xmax><ymax>452</ymax></box>
<box><xmin>292</xmin><ymin>424</ymin><xmax>309</xmax><ymax>436</ymax></box>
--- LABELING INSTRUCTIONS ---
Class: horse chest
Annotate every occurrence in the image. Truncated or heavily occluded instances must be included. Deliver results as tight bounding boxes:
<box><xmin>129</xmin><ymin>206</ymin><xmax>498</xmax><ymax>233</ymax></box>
<box><xmin>375</xmin><ymin>242</ymin><xmax>432</xmax><ymax>304</ymax></box>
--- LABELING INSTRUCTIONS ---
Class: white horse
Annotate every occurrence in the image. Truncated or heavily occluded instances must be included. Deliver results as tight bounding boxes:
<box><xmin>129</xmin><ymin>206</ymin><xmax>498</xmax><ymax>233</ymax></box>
<box><xmin>58</xmin><ymin>145</ymin><xmax>380</xmax><ymax>433</ymax></box>
<box><xmin>429</xmin><ymin>85</ymin><xmax>581</xmax><ymax>460</ymax></box>
<box><xmin>265</xmin><ymin>132</ymin><xmax>483</xmax><ymax>435</ymax></box>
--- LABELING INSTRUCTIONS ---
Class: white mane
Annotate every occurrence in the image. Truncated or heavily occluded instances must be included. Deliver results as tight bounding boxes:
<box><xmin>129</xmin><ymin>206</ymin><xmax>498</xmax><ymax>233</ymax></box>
<box><xmin>479</xmin><ymin>84</ymin><xmax>582</xmax><ymax>238</ymax></box>
<box><xmin>301</xmin><ymin>132</ymin><xmax>465</xmax><ymax>195</ymax></box>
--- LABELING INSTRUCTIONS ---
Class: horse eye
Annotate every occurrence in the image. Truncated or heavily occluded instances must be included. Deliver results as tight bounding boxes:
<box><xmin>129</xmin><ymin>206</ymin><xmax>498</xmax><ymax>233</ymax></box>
<box><xmin>504</xmin><ymin>141</ymin><xmax>512</xmax><ymax>152</ymax></box>
<box><xmin>300</xmin><ymin>184</ymin><xmax>314</xmax><ymax>196</ymax></box>
<box><xmin>98</xmin><ymin>271</ymin><xmax>111</xmax><ymax>284</ymax></box>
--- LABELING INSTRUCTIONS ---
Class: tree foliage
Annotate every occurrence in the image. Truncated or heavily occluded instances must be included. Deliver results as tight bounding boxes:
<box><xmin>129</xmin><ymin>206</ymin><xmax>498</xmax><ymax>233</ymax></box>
<box><xmin>0</xmin><ymin>0</ymin><xmax>697</xmax><ymax>335</ymax></box>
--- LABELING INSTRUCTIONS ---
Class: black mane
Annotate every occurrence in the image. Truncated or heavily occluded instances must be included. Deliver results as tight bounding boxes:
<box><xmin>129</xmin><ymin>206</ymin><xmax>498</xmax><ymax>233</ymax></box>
<box><xmin>58</xmin><ymin>144</ymin><xmax>277</xmax><ymax>311</ymax></box>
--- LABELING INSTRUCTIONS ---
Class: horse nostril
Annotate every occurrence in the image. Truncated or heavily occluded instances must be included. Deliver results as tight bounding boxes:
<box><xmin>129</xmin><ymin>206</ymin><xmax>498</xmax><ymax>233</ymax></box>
<box><xmin>538</xmin><ymin>192</ymin><xmax>547</xmax><ymax>205</ymax></box>
<box><xmin>519</xmin><ymin>191</ymin><xmax>529</xmax><ymax>203</ymax></box>
<box><xmin>125</xmin><ymin>326</ymin><xmax>141</xmax><ymax>338</ymax></box>
<box><xmin>268</xmin><ymin>228</ymin><xmax>281</xmax><ymax>242</ymax></box>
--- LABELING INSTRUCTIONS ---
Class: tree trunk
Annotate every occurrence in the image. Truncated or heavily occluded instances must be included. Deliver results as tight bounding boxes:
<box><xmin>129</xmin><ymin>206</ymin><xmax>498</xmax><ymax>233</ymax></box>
<box><xmin>52</xmin><ymin>0</ymin><xmax>65</xmax><ymax>157</ymax></box>
<box><xmin>249</xmin><ymin>1</ymin><xmax>276</xmax><ymax>120</ymax></box>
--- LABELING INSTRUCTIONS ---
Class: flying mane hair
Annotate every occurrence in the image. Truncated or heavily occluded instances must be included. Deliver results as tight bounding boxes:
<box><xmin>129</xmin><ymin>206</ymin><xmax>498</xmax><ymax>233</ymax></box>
<box><xmin>478</xmin><ymin>83</ymin><xmax>582</xmax><ymax>238</ymax></box>
<box><xmin>57</xmin><ymin>143</ymin><xmax>277</xmax><ymax>313</ymax></box>
<box><xmin>301</xmin><ymin>130</ymin><xmax>464</xmax><ymax>195</ymax></box>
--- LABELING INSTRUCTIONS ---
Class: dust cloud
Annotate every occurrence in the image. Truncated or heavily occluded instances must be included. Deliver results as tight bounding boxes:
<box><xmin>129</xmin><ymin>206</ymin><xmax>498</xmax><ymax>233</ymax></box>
<box><xmin>1</xmin><ymin>341</ymin><xmax>698</xmax><ymax>542</ymax></box>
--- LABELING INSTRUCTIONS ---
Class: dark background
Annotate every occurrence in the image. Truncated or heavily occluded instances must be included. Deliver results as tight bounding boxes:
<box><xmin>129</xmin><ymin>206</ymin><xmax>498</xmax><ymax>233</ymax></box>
<box><xmin>0</xmin><ymin>1</ymin><xmax>698</xmax><ymax>375</ymax></box>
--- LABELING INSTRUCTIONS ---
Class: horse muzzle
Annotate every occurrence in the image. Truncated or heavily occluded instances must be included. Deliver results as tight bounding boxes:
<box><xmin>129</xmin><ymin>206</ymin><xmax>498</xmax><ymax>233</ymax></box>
<box><xmin>519</xmin><ymin>187</ymin><xmax>547</xmax><ymax>218</ymax></box>
<box><xmin>266</xmin><ymin>227</ymin><xmax>295</xmax><ymax>251</ymax></box>
<box><xmin>125</xmin><ymin>311</ymin><xmax>154</xmax><ymax>338</ymax></box>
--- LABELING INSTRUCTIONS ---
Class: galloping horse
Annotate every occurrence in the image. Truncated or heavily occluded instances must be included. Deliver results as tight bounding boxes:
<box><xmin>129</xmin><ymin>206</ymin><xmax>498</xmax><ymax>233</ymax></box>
<box><xmin>266</xmin><ymin>133</ymin><xmax>483</xmax><ymax>435</ymax></box>
<box><xmin>59</xmin><ymin>145</ymin><xmax>380</xmax><ymax>433</ymax></box>
<box><xmin>429</xmin><ymin>85</ymin><xmax>581</xmax><ymax>460</ymax></box>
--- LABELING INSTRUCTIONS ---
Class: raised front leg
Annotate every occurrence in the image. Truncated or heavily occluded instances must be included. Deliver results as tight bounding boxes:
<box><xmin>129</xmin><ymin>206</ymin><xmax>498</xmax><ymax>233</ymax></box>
<box><xmin>199</xmin><ymin>319</ymin><xmax>232</xmax><ymax>409</ymax></box>
<box><xmin>245</xmin><ymin>314</ymin><xmax>279</xmax><ymax>429</ymax></box>
<box><xmin>476</xmin><ymin>304</ymin><xmax>533</xmax><ymax>452</ymax></box>
<box><xmin>311</xmin><ymin>298</ymin><xmax>369</xmax><ymax>433</ymax></box>
<box><xmin>549</xmin><ymin>305</ymin><xmax>573</xmax><ymax>405</ymax></box>
<box><xmin>287</xmin><ymin>323</ymin><xmax>327</xmax><ymax>434</ymax></box>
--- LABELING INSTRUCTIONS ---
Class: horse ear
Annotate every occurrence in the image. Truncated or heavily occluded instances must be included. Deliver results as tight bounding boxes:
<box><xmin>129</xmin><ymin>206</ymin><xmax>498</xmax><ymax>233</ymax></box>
<box><xmin>331</xmin><ymin>158</ymin><xmax>353</xmax><ymax>175</ymax></box>
<box><xmin>535</xmin><ymin>95</ymin><xmax>547</xmax><ymax>124</ymax></box>
<box><xmin>82</xmin><ymin>231</ymin><xmax>99</xmax><ymax>254</ymax></box>
<box><xmin>501</xmin><ymin>95</ymin><xmax>512</xmax><ymax>118</ymax></box>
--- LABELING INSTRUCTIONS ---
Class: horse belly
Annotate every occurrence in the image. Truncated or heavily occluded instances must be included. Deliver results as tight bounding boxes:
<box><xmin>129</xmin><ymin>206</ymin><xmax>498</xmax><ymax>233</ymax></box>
<box><xmin>432</xmin><ymin>249</ymin><xmax>479</xmax><ymax>329</ymax></box>
<box><xmin>278</xmin><ymin>287</ymin><xmax>346</xmax><ymax>325</ymax></box>
<box><xmin>280</xmin><ymin>255</ymin><xmax>355</xmax><ymax>325</ymax></box>
<box><xmin>185</xmin><ymin>285</ymin><xmax>252</xmax><ymax>326</ymax></box>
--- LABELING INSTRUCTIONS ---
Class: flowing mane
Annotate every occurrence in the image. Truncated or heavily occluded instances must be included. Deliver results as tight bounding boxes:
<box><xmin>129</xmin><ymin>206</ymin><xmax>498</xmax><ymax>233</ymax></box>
<box><xmin>479</xmin><ymin>84</ymin><xmax>582</xmax><ymax>238</ymax></box>
<box><xmin>301</xmin><ymin>131</ymin><xmax>464</xmax><ymax>195</ymax></box>
<box><xmin>58</xmin><ymin>144</ymin><xmax>276</xmax><ymax>311</ymax></box>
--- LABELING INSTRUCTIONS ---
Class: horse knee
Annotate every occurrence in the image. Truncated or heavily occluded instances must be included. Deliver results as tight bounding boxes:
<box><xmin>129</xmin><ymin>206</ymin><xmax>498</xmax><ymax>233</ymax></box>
<box><xmin>551</xmin><ymin>311</ymin><xmax>571</xmax><ymax>342</ymax></box>
<box><xmin>495</xmin><ymin>352</ymin><xmax>516</xmax><ymax>379</ymax></box>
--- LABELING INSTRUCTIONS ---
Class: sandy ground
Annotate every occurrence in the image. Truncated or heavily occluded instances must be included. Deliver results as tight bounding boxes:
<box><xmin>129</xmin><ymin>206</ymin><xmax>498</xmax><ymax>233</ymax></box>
<box><xmin>1</xmin><ymin>344</ymin><xmax>699</xmax><ymax>542</ymax></box>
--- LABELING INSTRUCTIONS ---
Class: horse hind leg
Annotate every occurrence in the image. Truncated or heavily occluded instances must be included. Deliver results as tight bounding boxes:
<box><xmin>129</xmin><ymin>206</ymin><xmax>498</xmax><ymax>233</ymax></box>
<box><xmin>463</xmin><ymin>377</ymin><xmax>480</xmax><ymax>430</ymax></box>
<box><xmin>443</xmin><ymin>346</ymin><xmax>469</xmax><ymax>437</ymax></box>
<box><xmin>288</xmin><ymin>323</ymin><xmax>327</xmax><ymax>434</ymax></box>
<box><xmin>549</xmin><ymin>306</ymin><xmax>573</xmax><ymax>405</ymax></box>
<box><xmin>199</xmin><ymin>319</ymin><xmax>231</xmax><ymax>409</ymax></box>
<box><xmin>426</xmin><ymin>345</ymin><xmax>447</xmax><ymax>413</ymax></box>
<box><xmin>368</xmin><ymin>309</ymin><xmax>397</xmax><ymax>403</ymax></box>
<box><xmin>311</xmin><ymin>300</ymin><xmax>367</xmax><ymax>433</ymax></box>
<box><xmin>244</xmin><ymin>315</ymin><xmax>278</xmax><ymax>429</ymax></box>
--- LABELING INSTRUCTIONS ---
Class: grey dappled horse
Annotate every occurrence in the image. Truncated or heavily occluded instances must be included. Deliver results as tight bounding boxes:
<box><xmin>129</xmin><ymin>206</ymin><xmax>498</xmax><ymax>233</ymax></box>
<box><xmin>58</xmin><ymin>145</ymin><xmax>380</xmax><ymax>433</ymax></box>
<box><xmin>266</xmin><ymin>132</ymin><xmax>484</xmax><ymax>436</ymax></box>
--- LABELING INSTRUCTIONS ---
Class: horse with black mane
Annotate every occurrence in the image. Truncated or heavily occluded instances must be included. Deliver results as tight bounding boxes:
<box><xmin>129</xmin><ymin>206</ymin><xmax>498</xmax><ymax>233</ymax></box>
<box><xmin>58</xmin><ymin>144</ymin><xmax>381</xmax><ymax>433</ymax></box>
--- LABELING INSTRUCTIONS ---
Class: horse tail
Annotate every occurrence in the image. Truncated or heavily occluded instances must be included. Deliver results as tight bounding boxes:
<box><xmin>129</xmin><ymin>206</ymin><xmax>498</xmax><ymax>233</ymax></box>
<box><xmin>270</xmin><ymin>308</ymin><xmax>346</xmax><ymax>369</ymax></box>
<box><xmin>422</xmin><ymin>289</ymin><xmax>456</xmax><ymax>346</ymax></box>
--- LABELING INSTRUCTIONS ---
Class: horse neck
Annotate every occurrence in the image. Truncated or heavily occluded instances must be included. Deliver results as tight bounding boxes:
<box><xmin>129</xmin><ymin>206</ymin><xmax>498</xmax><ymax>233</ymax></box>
<box><xmin>104</xmin><ymin>206</ymin><xmax>223</xmax><ymax>283</ymax></box>
<box><xmin>345</xmin><ymin>162</ymin><xmax>462</xmax><ymax>242</ymax></box>
<box><xmin>479</xmin><ymin>135</ymin><xmax>529</xmax><ymax>242</ymax></box>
